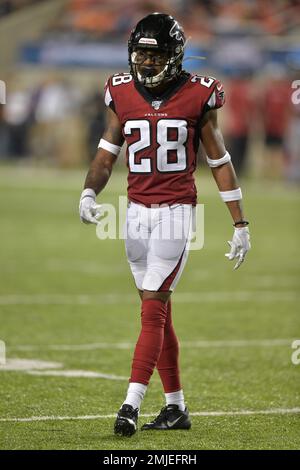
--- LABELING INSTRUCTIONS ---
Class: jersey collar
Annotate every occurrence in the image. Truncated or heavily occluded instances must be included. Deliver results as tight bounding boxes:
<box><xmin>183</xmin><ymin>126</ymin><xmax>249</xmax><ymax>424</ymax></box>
<box><xmin>134</xmin><ymin>73</ymin><xmax>190</xmax><ymax>109</ymax></box>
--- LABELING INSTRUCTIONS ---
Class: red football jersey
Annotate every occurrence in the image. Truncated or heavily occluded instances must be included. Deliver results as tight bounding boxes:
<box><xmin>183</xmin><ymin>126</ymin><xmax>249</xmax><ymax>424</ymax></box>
<box><xmin>104</xmin><ymin>72</ymin><xmax>225</xmax><ymax>206</ymax></box>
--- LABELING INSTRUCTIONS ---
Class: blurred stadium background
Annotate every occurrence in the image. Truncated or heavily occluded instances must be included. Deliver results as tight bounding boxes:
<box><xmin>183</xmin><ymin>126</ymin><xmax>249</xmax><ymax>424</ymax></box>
<box><xmin>0</xmin><ymin>0</ymin><xmax>300</xmax><ymax>176</ymax></box>
<box><xmin>0</xmin><ymin>0</ymin><xmax>299</xmax><ymax>450</ymax></box>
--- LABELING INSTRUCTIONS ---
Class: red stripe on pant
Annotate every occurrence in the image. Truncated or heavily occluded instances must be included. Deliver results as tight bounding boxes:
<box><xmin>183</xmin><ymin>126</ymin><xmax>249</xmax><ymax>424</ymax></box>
<box><xmin>158</xmin><ymin>248</ymin><xmax>185</xmax><ymax>292</ymax></box>
<box><xmin>130</xmin><ymin>299</ymin><xmax>167</xmax><ymax>385</ymax></box>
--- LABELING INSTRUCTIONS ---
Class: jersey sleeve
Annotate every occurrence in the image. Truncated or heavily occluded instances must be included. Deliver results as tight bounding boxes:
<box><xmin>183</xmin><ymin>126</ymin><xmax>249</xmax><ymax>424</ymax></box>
<box><xmin>104</xmin><ymin>77</ymin><xmax>116</xmax><ymax>112</ymax></box>
<box><xmin>206</xmin><ymin>79</ymin><xmax>226</xmax><ymax>110</ymax></box>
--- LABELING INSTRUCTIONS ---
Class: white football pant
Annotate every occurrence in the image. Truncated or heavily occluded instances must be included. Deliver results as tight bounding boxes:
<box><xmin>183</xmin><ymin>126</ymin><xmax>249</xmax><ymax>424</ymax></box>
<box><xmin>125</xmin><ymin>202</ymin><xmax>194</xmax><ymax>292</ymax></box>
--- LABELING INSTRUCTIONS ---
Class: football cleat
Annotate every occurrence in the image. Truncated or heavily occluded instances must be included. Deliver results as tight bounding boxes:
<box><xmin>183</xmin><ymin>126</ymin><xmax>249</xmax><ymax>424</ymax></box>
<box><xmin>141</xmin><ymin>404</ymin><xmax>191</xmax><ymax>431</ymax></box>
<box><xmin>114</xmin><ymin>404</ymin><xmax>139</xmax><ymax>437</ymax></box>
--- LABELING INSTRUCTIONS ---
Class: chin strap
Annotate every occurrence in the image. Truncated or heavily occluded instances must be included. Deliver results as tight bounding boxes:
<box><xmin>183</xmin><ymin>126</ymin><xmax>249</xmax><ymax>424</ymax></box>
<box><xmin>137</xmin><ymin>63</ymin><xmax>169</xmax><ymax>88</ymax></box>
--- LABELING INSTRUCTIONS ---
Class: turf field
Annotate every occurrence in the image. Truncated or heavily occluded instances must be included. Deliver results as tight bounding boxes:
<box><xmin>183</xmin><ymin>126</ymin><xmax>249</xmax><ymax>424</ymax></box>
<box><xmin>0</xmin><ymin>164</ymin><xmax>299</xmax><ymax>450</ymax></box>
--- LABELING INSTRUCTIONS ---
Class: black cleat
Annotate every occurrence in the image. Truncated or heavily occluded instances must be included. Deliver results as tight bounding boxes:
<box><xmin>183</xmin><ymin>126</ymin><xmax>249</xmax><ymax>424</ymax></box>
<box><xmin>141</xmin><ymin>404</ymin><xmax>191</xmax><ymax>431</ymax></box>
<box><xmin>114</xmin><ymin>404</ymin><xmax>139</xmax><ymax>437</ymax></box>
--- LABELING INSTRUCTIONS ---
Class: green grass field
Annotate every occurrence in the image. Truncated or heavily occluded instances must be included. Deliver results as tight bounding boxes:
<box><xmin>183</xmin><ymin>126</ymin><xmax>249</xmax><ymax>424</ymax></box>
<box><xmin>0</xmin><ymin>164</ymin><xmax>299</xmax><ymax>450</ymax></box>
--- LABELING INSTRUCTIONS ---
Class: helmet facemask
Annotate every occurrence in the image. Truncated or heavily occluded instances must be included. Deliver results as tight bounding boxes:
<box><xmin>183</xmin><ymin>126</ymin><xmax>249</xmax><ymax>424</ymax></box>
<box><xmin>130</xmin><ymin>46</ymin><xmax>184</xmax><ymax>88</ymax></box>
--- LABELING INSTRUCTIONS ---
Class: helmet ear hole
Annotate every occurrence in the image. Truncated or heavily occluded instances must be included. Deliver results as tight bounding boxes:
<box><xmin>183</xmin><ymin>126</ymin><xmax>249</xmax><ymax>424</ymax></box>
<box><xmin>128</xmin><ymin>13</ymin><xmax>185</xmax><ymax>87</ymax></box>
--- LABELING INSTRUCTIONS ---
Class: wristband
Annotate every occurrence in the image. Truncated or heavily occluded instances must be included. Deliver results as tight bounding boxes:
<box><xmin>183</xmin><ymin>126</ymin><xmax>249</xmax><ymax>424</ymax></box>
<box><xmin>80</xmin><ymin>188</ymin><xmax>96</xmax><ymax>200</ymax></box>
<box><xmin>233</xmin><ymin>220</ymin><xmax>249</xmax><ymax>227</ymax></box>
<box><xmin>207</xmin><ymin>151</ymin><xmax>231</xmax><ymax>168</ymax></box>
<box><xmin>98</xmin><ymin>138</ymin><xmax>121</xmax><ymax>155</ymax></box>
<box><xmin>219</xmin><ymin>188</ymin><xmax>242</xmax><ymax>202</ymax></box>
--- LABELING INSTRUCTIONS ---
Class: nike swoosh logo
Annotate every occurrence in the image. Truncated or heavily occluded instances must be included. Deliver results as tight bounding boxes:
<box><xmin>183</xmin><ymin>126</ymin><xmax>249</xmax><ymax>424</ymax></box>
<box><xmin>167</xmin><ymin>416</ymin><xmax>182</xmax><ymax>427</ymax></box>
<box><xmin>120</xmin><ymin>418</ymin><xmax>136</xmax><ymax>429</ymax></box>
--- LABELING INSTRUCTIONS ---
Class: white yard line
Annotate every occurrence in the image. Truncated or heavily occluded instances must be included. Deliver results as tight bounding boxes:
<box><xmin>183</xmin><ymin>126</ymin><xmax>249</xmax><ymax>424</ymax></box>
<box><xmin>27</xmin><ymin>370</ymin><xmax>127</xmax><ymax>380</ymax></box>
<box><xmin>1</xmin><ymin>408</ymin><xmax>299</xmax><ymax>423</ymax></box>
<box><xmin>11</xmin><ymin>338</ymin><xmax>294</xmax><ymax>352</ymax></box>
<box><xmin>0</xmin><ymin>359</ymin><xmax>63</xmax><ymax>370</ymax></box>
<box><xmin>181</xmin><ymin>338</ymin><xmax>293</xmax><ymax>348</ymax></box>
<box><xmin>12</xmin><ymin>342</ymin><xmax>135</xmax><ymax>351</ymax></box>
<box><xmin>0</xmin><ymin>359</ymin><xmax>128</xmax><ymax>380</ymax></box>
<box><xmin>0</xmin><ymin>294</ymin><xmax>136</xmax><ymax>305</ymax></box>
<box><xmin>0</xmin><ymin>291</ymin><xmax>299</xmax><ymax>305</ymax></box>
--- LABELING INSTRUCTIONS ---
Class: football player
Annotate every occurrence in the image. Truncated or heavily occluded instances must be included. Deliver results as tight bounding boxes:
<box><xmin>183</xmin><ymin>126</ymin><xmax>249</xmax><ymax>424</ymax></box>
<box><xmin>79</xmin><ymin>13</ymin><xmax>251</xmax><ymax>436</ymax></box>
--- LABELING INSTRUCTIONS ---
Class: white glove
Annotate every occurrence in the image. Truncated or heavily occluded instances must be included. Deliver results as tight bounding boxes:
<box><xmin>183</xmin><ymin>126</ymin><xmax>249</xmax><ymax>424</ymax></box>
<box><xmin>225</xmin><ymin>226</ymin><xmax>251</xmax><ymax>270</ymax></box>
<box><xmin>79</xmin><ymin>188</ymin><xmax>102</xmax><ymax>225</ymax></box>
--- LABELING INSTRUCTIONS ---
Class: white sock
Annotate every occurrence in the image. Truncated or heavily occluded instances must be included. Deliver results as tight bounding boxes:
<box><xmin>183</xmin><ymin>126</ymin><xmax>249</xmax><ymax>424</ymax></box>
<box><xmin>165</xmin><ymin>390</ymin><xmax>185</xmax><ymax>411</ymax></box>
<box><xmin>123</xmin><ymin>382</ymin><xmax>147</xmax><ymax>410</ymax></box>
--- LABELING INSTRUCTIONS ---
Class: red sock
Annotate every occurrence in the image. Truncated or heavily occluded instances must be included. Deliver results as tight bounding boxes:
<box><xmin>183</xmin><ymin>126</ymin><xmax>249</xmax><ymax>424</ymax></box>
<box><xmin>130</xmin><ymin>299</ymin><xmax>167</xmax><ymax>385</ymax></box>
<box><xmin>157</xmin><ymin>299</ymin><xmax>181</xmax><ymax>393</ymax></box>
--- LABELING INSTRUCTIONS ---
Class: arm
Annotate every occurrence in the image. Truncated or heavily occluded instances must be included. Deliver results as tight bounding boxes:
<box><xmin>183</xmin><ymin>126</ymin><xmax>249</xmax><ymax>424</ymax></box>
<box><xmin>84</xmin><ymin>106</ymin><xmax>124</xmax><ymax>194</ymax></box>
<box><xmin>79</xmin><ymin>107</ymin><xmax>124</xmax><ymax>224</ymax></box>
<box><xmin>200</xmin><ymin>109</ymin><xmax>251</xmax><ymax>269</ymax></box>
<box><xmin>200</xmin><ymin>109</ymin><xmax>246</xmax><ymax>227</ymax></box>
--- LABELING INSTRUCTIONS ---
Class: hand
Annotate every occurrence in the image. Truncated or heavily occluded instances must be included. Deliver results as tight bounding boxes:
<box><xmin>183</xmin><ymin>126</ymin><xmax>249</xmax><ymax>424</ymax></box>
<box><xmin>79</xmin><ymin>189</ymin><xmax>102</xmax><ymax>225</ymax></box>
<box><xmin>225</xmin><ymin>227</ymin><xmax>251</xmax><ymax>270</ymax></box>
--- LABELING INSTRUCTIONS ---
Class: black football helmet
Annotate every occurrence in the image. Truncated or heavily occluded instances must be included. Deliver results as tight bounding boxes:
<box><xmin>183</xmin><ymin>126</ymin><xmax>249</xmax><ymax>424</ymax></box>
<box><xmin>128</xmin><ymin>13</ymin><xmax>186</xmax><ymax>88</ymax></box>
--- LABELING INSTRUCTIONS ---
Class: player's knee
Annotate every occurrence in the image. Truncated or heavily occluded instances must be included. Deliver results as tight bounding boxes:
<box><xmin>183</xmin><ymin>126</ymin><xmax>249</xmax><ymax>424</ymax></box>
<box><xmin>143</xmin><ymin>289</ymin><xmax>171</xmax><ymax>303</ymax></box>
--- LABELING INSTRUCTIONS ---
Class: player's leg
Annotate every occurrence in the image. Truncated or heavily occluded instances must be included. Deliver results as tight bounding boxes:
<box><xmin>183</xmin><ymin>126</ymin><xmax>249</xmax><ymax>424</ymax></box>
<box><xmin>117</xmin><ymin>288</ymin><xmax>171</xmax><ymax>428</ymax></box>
<box><xmin>137</xmin><ymin>289</ymin><xmax>187</xmax><ymax>415</ymax></box>
<box><xmin>127</xmin><ymin>202</ymin><xmax>186</xmax><ymax>398</ymax></box>
<box><xmin>138</xmin><ymin>289</ymin><xmax>178</xmax><ymax>392</ymax></box>
<box><xmin>157</xmin><ymin>298</ymin><xmax>182</xmax><ymax>401</ymax></box>
<box><xmin>123</xmin><ymin>287</ymin><xmax>190</xmax><ymax>432</ymax></box>
<box><xmin>141</xmin><ymin>296</ymin><xmax>190</xmax><ymax>430</ymax></box>
<box><xmin>129</xmin><ymin>289</ymin><xmax>170</xmax><ymax>389</ymax></box>
<box><xmin>114</xmin><ymin>203</ymin><xmax>148</xmax><ymax>437</ymax></box>
<box><xmin>115</xmin><ymin>204</ymin><xmax>192</xmax><ymax>435</ymax></box>
<box><xmin>118</xmin><ymin>289</ymin><xmax>170</xmax><ymax>431</ymax></box>
<box><xmin>139</xmin><ymin>205</ymin><xmax>193</xmax><ymax>430</ymax></box>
